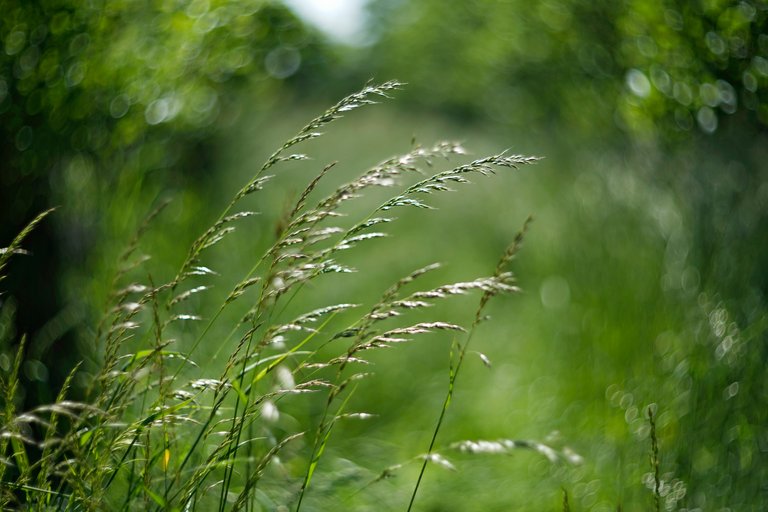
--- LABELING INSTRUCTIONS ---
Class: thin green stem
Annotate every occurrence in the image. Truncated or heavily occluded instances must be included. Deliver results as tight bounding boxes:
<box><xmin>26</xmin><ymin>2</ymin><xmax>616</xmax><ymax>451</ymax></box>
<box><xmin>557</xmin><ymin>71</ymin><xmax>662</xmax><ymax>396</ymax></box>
<box><xmin>406</xmin><ymin>332</ymin><xmax>473</xmax><ymax>512</ymax></box>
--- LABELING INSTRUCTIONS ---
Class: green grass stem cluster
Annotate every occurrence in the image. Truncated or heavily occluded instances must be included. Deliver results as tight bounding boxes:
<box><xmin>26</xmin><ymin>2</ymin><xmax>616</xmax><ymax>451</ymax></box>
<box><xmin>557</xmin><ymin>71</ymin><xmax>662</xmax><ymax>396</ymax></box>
<box><xmin>0</xmin><ymin>83</ymin><xmax>574</xmax><ymax>511</ymax></box>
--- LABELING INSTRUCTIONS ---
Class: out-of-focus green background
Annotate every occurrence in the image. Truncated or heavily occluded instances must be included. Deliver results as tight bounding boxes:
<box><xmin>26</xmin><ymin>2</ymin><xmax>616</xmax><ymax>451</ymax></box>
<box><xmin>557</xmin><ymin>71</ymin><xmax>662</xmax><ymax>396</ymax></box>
<box><xmin>2</xmin><ymin>0</ymin><xmax>766</xmax><ymax>509</ymax></box>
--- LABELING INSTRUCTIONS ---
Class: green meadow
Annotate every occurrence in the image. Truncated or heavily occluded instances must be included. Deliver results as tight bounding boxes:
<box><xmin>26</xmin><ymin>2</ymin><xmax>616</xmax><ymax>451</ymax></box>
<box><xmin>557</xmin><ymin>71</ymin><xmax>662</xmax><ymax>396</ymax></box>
<box><xmin>2</xmin><ymin>1</ymin><xmax>766</xmax><ymax>510</ymax></box>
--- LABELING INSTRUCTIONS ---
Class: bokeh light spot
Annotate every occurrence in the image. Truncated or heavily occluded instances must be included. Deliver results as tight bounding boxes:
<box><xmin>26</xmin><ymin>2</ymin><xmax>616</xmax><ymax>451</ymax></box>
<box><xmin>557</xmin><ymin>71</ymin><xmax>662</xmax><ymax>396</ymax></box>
<box><xmin>5</xmin><ymin>28</ymin><xmax>27</xmax><ymax>56</ymax></box>
<box><xmin>696</xmin><ymin>106</ymin><xmax>718</xmax><ymax>133</ymax></box>
<box><xmin>705</xmin><ymin>31</ymin><xmax>727</xmax><ymax>56</ymax></box>
<box><xmin>626</xmin><ymin>69</ymin><xmax>651</xmax><ymax>98</ymax></box>
<box><xmin>23</xmin><ymin>359</ymin><xmax>49</xmax><ymax>383</ymax></box>
<box><xmin>265</xmin><ymin>46</ymin><xmax>301</xmax><ymax>79</ymax></box>
<box><xmin>109</xmin><ymin>94</ymin><xmax>130</xmax><ymax>118</ymax></box>
<box><xmin>15</xmin><ymin>125</ymin><xmax>33</xmax><ymax>151</ymax></box>
<box><xmin>540</xmin><ymin>275</ymin><xmax>571</xmax><ymax>310</ymax></box>
<box><xmin>673</xmin><ymin>82</ymin><xmax>693</xmax><ymax>106</ymax></box>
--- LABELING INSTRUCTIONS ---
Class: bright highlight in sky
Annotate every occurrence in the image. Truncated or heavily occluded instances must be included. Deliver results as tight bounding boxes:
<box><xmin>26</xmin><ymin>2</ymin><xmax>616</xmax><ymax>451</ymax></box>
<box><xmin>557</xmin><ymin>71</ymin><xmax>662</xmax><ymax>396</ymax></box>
<box><xmin>283</xmin><ymin>0</ymin><xmax>369</xmax><ymax>45</ymax></box>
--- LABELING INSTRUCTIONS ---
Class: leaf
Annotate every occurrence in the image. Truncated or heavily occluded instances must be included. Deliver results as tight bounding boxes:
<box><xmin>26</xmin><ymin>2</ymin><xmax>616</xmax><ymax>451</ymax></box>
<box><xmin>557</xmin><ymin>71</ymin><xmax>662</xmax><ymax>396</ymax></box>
<box><xmin>143</xmin><ymin>485</ymin><xmax>167</xmax><ymax>507</ymax></box>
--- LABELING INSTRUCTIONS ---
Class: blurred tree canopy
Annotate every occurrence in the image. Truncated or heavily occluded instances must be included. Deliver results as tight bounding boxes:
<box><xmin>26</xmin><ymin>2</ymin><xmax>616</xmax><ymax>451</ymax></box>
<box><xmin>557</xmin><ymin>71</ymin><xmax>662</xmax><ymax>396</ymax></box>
<box><xmin>0</xmin><ymin>0</ymin><xmax>329</xmax><ymax>404</ymax></box>
<box><xmin>368</xmin><ymin>0</ymin><xmax>768</xmax><ymax>140</ymax></box>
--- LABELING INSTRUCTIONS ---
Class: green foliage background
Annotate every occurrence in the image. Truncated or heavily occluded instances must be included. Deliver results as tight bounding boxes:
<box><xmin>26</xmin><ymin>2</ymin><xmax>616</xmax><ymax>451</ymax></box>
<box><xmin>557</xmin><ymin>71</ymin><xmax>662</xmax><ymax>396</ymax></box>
<box><xmin>1</xmin><ymin>0</ymin><xmax>767</xmax><ymax>510</ymax></box>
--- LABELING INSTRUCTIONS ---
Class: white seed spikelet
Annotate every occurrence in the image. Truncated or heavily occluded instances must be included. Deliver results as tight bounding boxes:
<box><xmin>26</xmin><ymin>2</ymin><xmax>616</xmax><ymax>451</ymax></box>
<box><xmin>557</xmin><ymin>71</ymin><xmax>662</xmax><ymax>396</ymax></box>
<box><xmin>170</xmin><ymin>286</ymin><xmax>210</xmax><ymax>306</ymax></box>
<box><xmin>421</xmin><ymin>453</ymin><xmax>457</xmax><ymax>471</ymax></box>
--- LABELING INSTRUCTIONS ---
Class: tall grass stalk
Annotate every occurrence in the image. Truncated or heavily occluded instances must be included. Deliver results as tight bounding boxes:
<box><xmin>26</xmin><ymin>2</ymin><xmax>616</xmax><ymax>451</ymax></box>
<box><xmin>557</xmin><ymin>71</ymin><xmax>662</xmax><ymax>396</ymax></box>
<box><xmin>407</xmin><ymin>217</ymin><xmax>531</xmax><ymax>511</ymax></box>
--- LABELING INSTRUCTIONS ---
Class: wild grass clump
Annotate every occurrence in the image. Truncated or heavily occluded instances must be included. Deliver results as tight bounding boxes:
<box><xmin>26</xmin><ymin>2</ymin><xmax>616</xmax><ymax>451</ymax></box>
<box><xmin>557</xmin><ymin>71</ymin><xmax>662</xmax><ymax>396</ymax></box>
<box><xmin>0</xmin><ymin>82</ymin><xmax>566</xmax><ymax>510</ymax></box>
